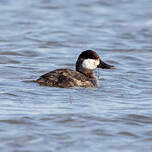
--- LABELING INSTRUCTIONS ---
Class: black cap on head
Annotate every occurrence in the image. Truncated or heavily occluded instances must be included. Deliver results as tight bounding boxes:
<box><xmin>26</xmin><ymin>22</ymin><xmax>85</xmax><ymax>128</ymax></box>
<box><xmin>78</xmin><ymin>50</ymin><xmax>99</xmax><ymax>60</ymax></box>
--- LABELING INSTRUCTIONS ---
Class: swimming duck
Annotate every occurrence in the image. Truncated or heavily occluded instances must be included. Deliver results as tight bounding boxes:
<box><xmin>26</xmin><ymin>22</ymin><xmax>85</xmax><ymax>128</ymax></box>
<box><xmin>36</xmin><ymin>50</ymin><xmax>115</xmax><ymax>88</ymax></box>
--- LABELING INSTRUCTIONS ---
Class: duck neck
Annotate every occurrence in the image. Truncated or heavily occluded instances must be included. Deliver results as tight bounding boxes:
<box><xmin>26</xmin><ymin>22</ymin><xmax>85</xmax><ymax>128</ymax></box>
<box><xmin>80</xmin><ymin>68</ymin><xmax>95</xmax><ymax>78</ymax></box>
<box><xmin>78</xmin><ymin>68</ymin><xmax>98</xmax><ymax>87</ymax></box>
<box><xmin>76</xmin><ymin>61</ymin><xmax>98</xmax><ymax>87</ymax></box>
<box><xmin>76</xmin><ymin>60</ymin><xmax>96</xmax><ymax>79</ymax></box>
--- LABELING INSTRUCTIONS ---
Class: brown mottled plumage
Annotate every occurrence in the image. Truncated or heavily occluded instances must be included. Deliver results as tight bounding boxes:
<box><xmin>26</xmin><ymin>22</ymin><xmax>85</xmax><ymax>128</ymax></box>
<box><xmin>36</xmin><ymin>69</ymin><xmax>95</xmax><ymax>88</ymax></box>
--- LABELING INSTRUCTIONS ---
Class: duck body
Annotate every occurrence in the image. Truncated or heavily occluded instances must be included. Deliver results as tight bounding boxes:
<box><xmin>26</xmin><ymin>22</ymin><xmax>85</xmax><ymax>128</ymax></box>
<box><xmin>36</xmin><ymin>69</ymin><xmax>96</xmax><ymax>88</ymax></box>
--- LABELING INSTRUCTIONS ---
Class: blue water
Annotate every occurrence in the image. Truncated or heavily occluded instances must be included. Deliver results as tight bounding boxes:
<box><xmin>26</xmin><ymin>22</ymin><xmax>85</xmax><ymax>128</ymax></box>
<box><xmin>0</xmin><ymin>0</ymin><xmax>152</xmax><ymax>151</ymax></box>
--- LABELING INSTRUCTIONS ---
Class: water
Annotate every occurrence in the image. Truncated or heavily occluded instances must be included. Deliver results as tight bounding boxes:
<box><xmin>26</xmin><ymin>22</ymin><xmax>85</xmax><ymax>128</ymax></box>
<box><xmin>0</xmin><ymin>0</ymin><xmax>152</xmax><ymax>151</ymax></box>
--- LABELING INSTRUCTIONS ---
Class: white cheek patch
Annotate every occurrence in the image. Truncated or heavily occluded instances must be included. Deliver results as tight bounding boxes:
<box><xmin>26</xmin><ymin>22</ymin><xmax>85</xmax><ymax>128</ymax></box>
<box><xmin>82</xmin><ymin>59</ymin><xmax>100</xmax><ymax>70</ymax></box>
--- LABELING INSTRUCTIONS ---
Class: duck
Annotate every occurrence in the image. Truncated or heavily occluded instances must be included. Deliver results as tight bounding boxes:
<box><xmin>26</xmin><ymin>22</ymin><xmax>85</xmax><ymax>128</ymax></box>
<box><xmin>36</xmin><ymin>50</ymin><xmax>115</xmax><ymax>88</ymax></box>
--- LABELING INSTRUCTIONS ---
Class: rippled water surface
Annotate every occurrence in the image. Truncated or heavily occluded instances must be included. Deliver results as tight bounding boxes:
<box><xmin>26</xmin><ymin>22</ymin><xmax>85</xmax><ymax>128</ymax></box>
<box><xmin>0</xmin><ymin>0</ymin><xmax>152</xmax><ymax>151</ymax></box>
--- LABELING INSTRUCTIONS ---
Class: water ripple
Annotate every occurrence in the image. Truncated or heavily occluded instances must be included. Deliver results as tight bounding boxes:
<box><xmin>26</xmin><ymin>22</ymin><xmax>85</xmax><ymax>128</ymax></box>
<box><xmin>0</xmin><ymin>0</ymin><xmax>152</xmax><ymax>151</ymax></box>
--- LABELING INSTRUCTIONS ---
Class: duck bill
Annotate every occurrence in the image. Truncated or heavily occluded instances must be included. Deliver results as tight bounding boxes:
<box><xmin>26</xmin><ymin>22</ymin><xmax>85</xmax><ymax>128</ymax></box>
<box><xmin>97</xmin><ymin>60</ymin><xmax>115</xmax><ymax>69</ymax></box>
